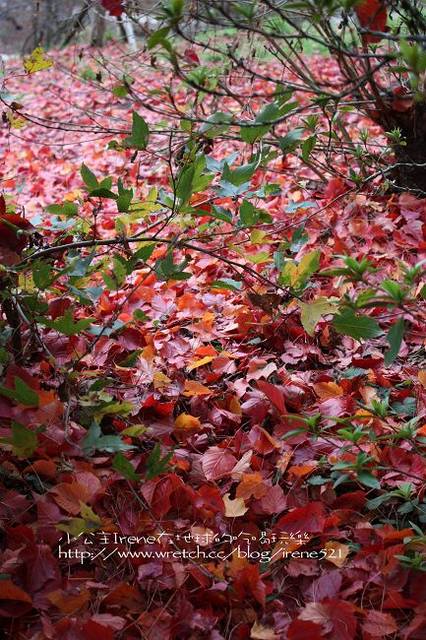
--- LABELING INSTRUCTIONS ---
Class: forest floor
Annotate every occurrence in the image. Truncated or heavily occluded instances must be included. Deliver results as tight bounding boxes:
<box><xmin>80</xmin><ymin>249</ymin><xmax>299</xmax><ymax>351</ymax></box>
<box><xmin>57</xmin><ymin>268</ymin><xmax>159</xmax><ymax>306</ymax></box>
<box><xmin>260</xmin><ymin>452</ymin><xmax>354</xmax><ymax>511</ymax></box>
<box><xmin>0</xmin><ymin>44</ymin><xmax>426</xmax><ymax>640</ymax></box>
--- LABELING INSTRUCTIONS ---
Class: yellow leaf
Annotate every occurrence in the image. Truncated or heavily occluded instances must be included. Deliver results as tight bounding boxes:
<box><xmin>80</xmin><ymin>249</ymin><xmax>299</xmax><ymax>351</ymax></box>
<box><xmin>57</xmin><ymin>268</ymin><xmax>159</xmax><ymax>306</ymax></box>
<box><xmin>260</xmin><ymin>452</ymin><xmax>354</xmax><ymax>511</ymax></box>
<box><xmin>79</xmin><ymin>502</ymin><xmax>101</xmax><ymax>527</ymax></box>
<box><xmin>250</xmin><ymin>230</ymin><xmax>269</xmax><ymax>244</ymax></box>
<box><xmin>63</xmin><ymin>190</ymin><xmax>82</xmax><ymax>202</ymax></box>
<box><xmin>299</xmin><ymin>296</ymin><xmax>337</xmax><ymax>336</ymax></box>
<box><xmin>183</xmin><ymin>380</ymin><xmax>212</xmax><ymax>396</ymax></box>
<box><xmin>281</xmin><ymin>250</ymin><xmax>320</xmax><ymax>289</ymax></box>
<box><xmin>174</xmin><ymin>413</ymin><xmax>201</xmax><ymax>430</ymax></box>
<box><xmin>153</xmin><ymin>371</ymin><xmax>171</xmax><ymax>389</ymax></box>
<box><xmin>247</xmin><ymin>252</ymin><xmax>271</xmax><ymax>265</ymax></box>
<box><xmin>23</xmin><ymin>47</ymin><xmax>53</xmax><ymax>74</ymax></box>
<box><xmin>223</xmin><ymin>493</ymin><xmax>248</xmax><ymax>517</ymax></box>
<box><xmin>6</xmin><ymin>112</ymin><xmax>26</xmax><ymax>129</ymax></box>
<box><xmin>324</xmin><ymin>541</ymin><xmax>350</xmax><ymax>567</ymax></box>
<box><xmin>186</xmin><ymin>356</ymin><xmax>214</xmax><ymax>371</ymax></box>
<box><xmin>121</xmin><ymin>424</ymin><xmax>146</xmax><ymax>437</ymax></box>
<box><xmin>250</xmin><ymin>622</ymin><xmax>277</xmax><ymax>640</ymax></box>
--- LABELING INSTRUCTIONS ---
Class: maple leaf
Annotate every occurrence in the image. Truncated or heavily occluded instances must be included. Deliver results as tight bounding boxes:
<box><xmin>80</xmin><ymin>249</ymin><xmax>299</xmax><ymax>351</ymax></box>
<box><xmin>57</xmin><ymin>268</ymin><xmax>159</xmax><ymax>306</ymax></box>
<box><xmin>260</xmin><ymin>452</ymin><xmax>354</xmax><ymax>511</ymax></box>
<box><xmin>355</xmin><ymin>0</ymin><xmax>387</xmax><ymax>44</ymax></box>
<box><xmin>201</xmin><ymin>446</ymin><xmax>237</xmax><ymax>481</ymax></box>
<box><xmin>23</xmin><ymin>47</ymin><xmax>53</xmax><ymax>74</ymax></box>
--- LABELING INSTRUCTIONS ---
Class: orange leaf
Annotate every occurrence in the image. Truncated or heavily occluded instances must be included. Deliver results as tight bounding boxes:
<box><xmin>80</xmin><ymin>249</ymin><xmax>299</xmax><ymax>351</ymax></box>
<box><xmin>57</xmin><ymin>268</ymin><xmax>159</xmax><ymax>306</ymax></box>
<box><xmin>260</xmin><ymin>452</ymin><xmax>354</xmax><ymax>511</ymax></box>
<box><xmin>174</xmin><ymin>413</ymin><xmax>201</xmax><ymax>431</ymax></box>
<box><xmin>51</xmin><ymin>482</ymin><xmax>92</xmax><ymax>515</ymax></box>
<box><xmin>416</xmin><ymin>424</ymin><xmax>426</xmax><ymax>436</ymax></box>
<box><xmin>183</xmin><ymin>380</ymin><xmax>212</xmax><ymax>396</ymax></box>
<box><xmin>313</xmin><ymin>381</ymin><xmax>343</xmax><ymax>399</ymax></box>
<box><xmin>288</xmin><ymin>463</ymin><xmax>317</xmax><ymax>478</ymax></box>
<box><xmin>48</xmin><ymin>589</ymin><xmax>90</xmax><ymax>614</ymax></box>
<box><xmin>236</xmin><ymin>472</ymin><xmax>268</xmax><ymax>500</ymax></box>
<box><xmin>23</xmin><ymin>459</ymin><xmax>56</xmax><ymax>479</ymax></box>
<box><xmin>276</xmin><ymin>451</ymin><xmax>292</xmax><ymax>473</ymax></box>
<box><xmin>195</xmin><ymin>345</ymin><xmax>218</xmax><ymax>357</ymax></box>
<box><xmin>418</xmin><ymin>370</ymin><xmax>426</xmax><ymax>388</ymax></box>
<box><xmin>0</xmin><ymin>580</ymin><xmax>32</xmax><ymax>603</ymax></box>
<box><xmin>153</xmin><ymin>371</ymin><xmax>171</xmax><ymax>389</ymax></box>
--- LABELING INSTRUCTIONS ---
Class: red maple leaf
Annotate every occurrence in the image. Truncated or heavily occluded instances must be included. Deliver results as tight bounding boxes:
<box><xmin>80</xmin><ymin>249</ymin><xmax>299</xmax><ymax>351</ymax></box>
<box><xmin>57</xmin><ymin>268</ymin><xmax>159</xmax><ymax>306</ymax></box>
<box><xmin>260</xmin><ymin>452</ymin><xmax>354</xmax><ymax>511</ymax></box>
<box><xmin>355</xmin><ymin>0</ymin><xmax>387</xmax><ymax>44</ymax></box>
<box><xmin>101</xmin><ymin>0</ymin><xmax>124</xmax><ymax>17</ymax></box>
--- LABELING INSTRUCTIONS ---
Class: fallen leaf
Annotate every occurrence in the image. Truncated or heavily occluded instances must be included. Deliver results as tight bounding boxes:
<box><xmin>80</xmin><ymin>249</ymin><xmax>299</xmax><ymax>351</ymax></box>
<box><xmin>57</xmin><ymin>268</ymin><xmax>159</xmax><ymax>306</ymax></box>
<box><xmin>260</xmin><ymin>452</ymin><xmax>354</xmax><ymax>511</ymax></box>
<box><xmin>183</xmin><ymin>380</ymin><xmax>212</xmax><ymax>396</ymax></box>
<box><xmin>223</xmin><ymin>493</ymin><xmax>248</xmax><ymax>517</ymax></box>
<box><xmin>250</xmin><ymin>621</ymin><xmax>277</xmax><ymax>639</ymax></box>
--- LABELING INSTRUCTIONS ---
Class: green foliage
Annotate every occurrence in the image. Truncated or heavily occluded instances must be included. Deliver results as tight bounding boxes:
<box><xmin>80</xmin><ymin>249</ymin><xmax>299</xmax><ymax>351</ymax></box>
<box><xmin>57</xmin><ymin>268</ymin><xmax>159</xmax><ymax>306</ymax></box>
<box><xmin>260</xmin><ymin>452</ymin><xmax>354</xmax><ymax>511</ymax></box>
<box><xmin>123</xmin><ymin>112</ymin><xmax>149</xmax><ymax>150</ymax></box>
<box><xmin>0</xmin><ymin>377</ymin><xmax>39</xmax><ymax>407</ymax></box>
<box><xmin>145</xmin><ymin>443</ymin><xmax>173</xmax><ymax>479</ymax></box>
<box><xmin>112</xmin><ymin>452</ymin><xmax>140</xmax><ymax>480</ymax></box>
<box><xmin>0</xmin><ymin>422</ymin><xmax>38</xmax><ymax>458</ymax></box>
<box><xmin>82</xmin><ymin>422</ymin><xmax>134</xmax><ymax>455</ymax></box>
<box><xmin>384</xmin><ymin>318</ymin><xmax>405</xmax><ymax>365</ymax></box>
<box><xmin>38</xmin><ymin>310</ymin><xmax>93</xmax><ymax>336</ymax></box>
<box><xmin>333</xmin><ymin>309</ymin><xmax>382</xmax><ymax>340</ymax></box>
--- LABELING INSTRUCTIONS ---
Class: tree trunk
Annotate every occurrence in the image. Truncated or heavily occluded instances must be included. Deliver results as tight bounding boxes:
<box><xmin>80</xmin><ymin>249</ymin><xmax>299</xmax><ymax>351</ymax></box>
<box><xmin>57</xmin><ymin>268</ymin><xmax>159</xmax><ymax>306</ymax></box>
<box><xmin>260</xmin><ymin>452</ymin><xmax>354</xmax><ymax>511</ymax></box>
<box><xmin>392</xmin><ymin>102</ymin><xmax>426</xmax><ymax>195</ymax></box>
<box><xmin>91</xmin><ymin>4</ymin><xmax>107</xmax><ymax>47</ymax></box>
<box><xmin>121</xmin><ymin>13</ymin><xmax>138</xmax><ymax>51</ymax></box>
<box><xmin>377</xmin><ymin>101</ymin><xmax>426</xmax><ymax>195</ymax></box>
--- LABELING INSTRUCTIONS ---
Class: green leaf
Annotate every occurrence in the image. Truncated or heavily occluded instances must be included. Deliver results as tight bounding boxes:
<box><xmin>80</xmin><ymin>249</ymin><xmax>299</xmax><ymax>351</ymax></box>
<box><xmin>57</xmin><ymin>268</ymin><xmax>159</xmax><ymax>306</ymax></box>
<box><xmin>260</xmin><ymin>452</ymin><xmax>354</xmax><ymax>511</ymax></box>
<box><xmin>211</xmin><ymin>279</ymin><xmax>243</xmax><ymax>291</ymax></box>
<box><xmin>11</xmin><ymin>422</ymin><xmax>38</xmax><ymax>458</ymax></box>
<box><xmin>88</xmin><ymin>187</ymin><xmax>117</xmax><ymax>199</ymax></box>
<box><xmin>239</xmin><ymin>199</ymin><xmax>259</xmax><ymax>226</ymax></box>
<box><xmin>0</xmin><ymin>377</ymin><xmax>39</xmax><ymax>407</ymax></box>
<box><xmin>381</xmin><ymin>279</ymin><xmax>405</xmax><ymax>304</ymax></box>
<box><xmin>80</xmin><ymin>163</ymin><xmax>99</xmax><ymax>190</ymax></box>
<box><xmin>384</xmin><ymin>318</ymin><xmax>405</xmax><ymax>365</ymax></box>
<box><xmin>121</xmin><ymin>424</ymin><xmax>146</xmax><ymax>437</ymax></box>
<box><xmin>145</xmin><ymin>443</ymin><xmax>173</xmax><ymax>480</ymax></box>
<box><xmin>46</xmin><ymin>202</ymin><xmax>78</xmax><ymax>217</ymax></box>
<box><xmin>333</xmin><ymin>309</ymin><xmax>382</xmax><ymax>340</ymax></box>
<box><xmin>222</xmin><ymin>160</ymin><xmax>257</xmax><ymax>186</ymax></box>
<box><xmin>299</xmin><ymin>297</ymin><xmax>337</xmax><ymax>336</ymax></box>
<box><xmin>196</xmin><ymin>205</ymin><xmax>232</xmax><ymax>223</ymax></box>
<box><xmin>32</xmin><ymin>261</ymin><xmax>55</xmax><ymax>290</ymax></box>
<box><xmin>199</xmin><ymin>112</ymin><xmax>232</xmax><ymax>138</ymax></box>
<box><xmin>147</xmin><ymin>26</ymin><xmax>170</xmax><ymax>49</ymax></box>
<box><xmin>38</xmin><ymin>310</ymin><xmax>93</xmax><ymax>336</ymax></box>
<box><xmin>154</xmin><ymin>251</ymin><xmax>191</xmax><ymax>281</ymax></box>
<box><xmin>240</xmin><ymin>123</ymin><xmax>270</xmax><ymax>144</ymax></box>
<box><xmin>112</xmin><ymin>84</ymin><xmax>129</xmax><ymax>98</ymax></box>
<box><xmin>278</xmin><ymin>128</ymin><xmax>304</xmax><ymax>153</ymax></box>
<box><xmin>357</xmin><ymin>471</ymin><xmax>381</xmax><ymax>489</ymax></box>
<box><xmin>116</xmin><ymin>179</ymin><xmax>133</xmax><ymax>212</ymax></box>
<box><xmin>301</xmin><ymin>135</ymin><xmax>317</xmax><ymax>162</ymax></box>
<box><xmin>82</xmin><ymin>422</ymin><xmax>134</xmax><ymax>455</ymax></box>
<box><xmin>133</xmin><ymin>309</ymin><xmax>149</xmax><ymax>322</ymax></box>
<box><xmin>123</xmin><ymin>111</ymin><xmax>149</xmax><ymax>150</ymax></box>
<box><xmin>175</xmin><ymin>155</ymin><xmax>212</xmax><ymax>208</ymax></box>
<box><xmin>132</xmin><ymin>244</ymin><xmax>155</xmax><ymax>263</ymax></box>
<box><xmin>240</xmin><ymin>101</ymin><xmax>298</xmax><ymax>144</ymax></box>
<box><xmin>112</xmin><ymin>452</ymin><xmax>140</xmax><ymax>480</ymax></box>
